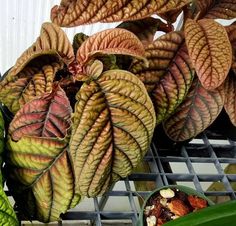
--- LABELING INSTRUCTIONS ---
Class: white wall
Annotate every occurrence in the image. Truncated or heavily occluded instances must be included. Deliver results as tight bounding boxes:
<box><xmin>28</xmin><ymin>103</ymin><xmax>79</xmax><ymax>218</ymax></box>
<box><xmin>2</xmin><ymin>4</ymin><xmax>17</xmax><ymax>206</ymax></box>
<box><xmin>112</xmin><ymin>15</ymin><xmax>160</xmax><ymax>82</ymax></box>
<box><xmin>0</xmin><ymin>0</ymin><xmax>120</xmax><ymax>74</ymax></box>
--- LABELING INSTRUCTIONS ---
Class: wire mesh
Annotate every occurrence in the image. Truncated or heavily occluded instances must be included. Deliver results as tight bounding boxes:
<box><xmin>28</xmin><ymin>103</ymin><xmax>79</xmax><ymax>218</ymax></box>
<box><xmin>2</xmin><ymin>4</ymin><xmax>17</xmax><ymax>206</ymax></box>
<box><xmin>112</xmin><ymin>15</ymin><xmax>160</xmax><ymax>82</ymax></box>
<box><xmin>19</xmin><ymin>132</ymin><xmax>236</xmax><ymax>225</ymax></box>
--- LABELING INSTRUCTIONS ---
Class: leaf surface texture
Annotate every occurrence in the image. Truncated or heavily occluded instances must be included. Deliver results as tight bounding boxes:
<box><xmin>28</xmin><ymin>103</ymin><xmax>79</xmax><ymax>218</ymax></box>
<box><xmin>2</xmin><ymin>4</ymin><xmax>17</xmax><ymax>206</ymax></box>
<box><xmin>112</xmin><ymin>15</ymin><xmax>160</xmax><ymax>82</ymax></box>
<box><xmin>69</xmin><ymin>69</ymin><xmax>156</xmax><ymax>197</ymax></box>
<box><xmin>130</xmin><ymin>32</ymin><xmax>194</xmax><ymax>124</ymax></box>
<box><xmin>184</xmin><ymin>19</ymin><xmax>232</xmax><ymax>90</ymax></box>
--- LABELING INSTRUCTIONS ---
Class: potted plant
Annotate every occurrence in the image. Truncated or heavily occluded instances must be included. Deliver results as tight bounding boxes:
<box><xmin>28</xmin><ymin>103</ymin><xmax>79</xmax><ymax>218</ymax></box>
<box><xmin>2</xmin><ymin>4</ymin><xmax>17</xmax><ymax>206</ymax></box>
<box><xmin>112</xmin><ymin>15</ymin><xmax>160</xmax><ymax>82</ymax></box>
<box><xmin>137</xmin><ymin>185</ymin><xmax>214</xmax><ymax>226</ymax></box>
<box><xmin>0</xmin><ymin>0</ymin><xmax>235</xmax><ymax>224</ymax></box>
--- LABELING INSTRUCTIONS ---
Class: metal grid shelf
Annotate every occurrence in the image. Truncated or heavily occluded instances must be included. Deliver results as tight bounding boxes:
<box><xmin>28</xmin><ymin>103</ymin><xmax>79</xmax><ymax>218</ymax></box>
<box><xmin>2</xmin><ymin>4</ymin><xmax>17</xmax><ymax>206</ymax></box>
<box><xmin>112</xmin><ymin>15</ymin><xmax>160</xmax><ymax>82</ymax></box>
<box><xmin>19</xmin><ymin>132</ymin><xmax>236</xmax><ymax>225</ymax></box>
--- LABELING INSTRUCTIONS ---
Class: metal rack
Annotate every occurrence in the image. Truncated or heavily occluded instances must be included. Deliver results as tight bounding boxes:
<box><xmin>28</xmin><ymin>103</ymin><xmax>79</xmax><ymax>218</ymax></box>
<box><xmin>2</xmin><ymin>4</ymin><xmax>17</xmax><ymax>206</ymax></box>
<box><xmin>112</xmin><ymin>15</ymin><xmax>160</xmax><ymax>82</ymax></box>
<box><xmin>20</xmin><ymin>132</ymin><xmax>236</xmax><ymax>225</ymax></box>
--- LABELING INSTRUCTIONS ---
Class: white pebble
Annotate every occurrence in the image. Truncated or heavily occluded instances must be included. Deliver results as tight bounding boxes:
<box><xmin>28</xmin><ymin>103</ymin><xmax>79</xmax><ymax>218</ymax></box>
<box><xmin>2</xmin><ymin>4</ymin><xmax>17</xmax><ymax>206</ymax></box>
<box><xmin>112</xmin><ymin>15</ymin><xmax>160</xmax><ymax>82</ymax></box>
<box><xmin>160</xmin><ymin>188</ymin><xmax>175</xmax><ymax>198</ymax></box>
<box><xmin>146</xmin><ymin>215</ymin><xmax>157</xmax><ymax>226</ymax></box>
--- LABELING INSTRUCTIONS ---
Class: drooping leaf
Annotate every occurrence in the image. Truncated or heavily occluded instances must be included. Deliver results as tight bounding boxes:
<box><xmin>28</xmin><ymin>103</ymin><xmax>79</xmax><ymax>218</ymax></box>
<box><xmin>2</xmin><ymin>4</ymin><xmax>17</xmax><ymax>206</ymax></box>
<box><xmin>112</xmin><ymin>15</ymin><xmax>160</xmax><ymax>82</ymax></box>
<box><xmin>226</xmin><ymin>22</ymin><xmax>236</xmax><ymax>74</ymax></box>
<box><xmin>224</xmin><ymin>72</ymin><xmax>236</xmax><ymax>126</ymax></box>
<box><xmin>8</xmin><ymin>22</ymin><xmax>74</xmax><ymax>79</ymax></box>
<box><xmin>0</xmin><ymin>61</ymin><xmax>63</xmax><ymax>114</ymax></box>
<box><xmin>184</xmin><ymin>19</ymin><xmax>232</xmax><ymax>90</ymax></box>
<box><xmin>6</xmin><ymin>86</ymin><xmax>79</xmax><ymax>222</ymax></box>
<box><xmin>72</xmin><ymin>33</ymin><xmax>89</xmax><ymax>55</ymax></box>
<box><xmin>9</xmin><ymin>85</ymin><xmax>71</xmax><ymax>141</ymax></box>
<box><xmin>163</xmin><ymin>79</ymin><xmax>225</xmax><ymax>142</ymax></box>
<box><xmin>69</xmin><ymin>69</ymin><xmax>156</xmax><ymax>197</ymax></box>
<box><xmin>130</xmin><ymin>32</ymin><xmax>194</xmax><ymax>124</ymax></box>
<box><xmin>76</xmin><ymin>28</ymin><xmax>146</xmax><ymax>67</ymax></box>
<box><xmin>50</xmin><ymin>0</ymin><xmax>191</xmax><ymax>27</ymax></box>
<box><xmin>117</xmin><ymin>18</ymin><xmax>173</xmax><ymax>46</ymax></box>
<box><xmin>196</xmin><ymin>0</ymin><xmax>236</xmax><ymax>20</ymax></box>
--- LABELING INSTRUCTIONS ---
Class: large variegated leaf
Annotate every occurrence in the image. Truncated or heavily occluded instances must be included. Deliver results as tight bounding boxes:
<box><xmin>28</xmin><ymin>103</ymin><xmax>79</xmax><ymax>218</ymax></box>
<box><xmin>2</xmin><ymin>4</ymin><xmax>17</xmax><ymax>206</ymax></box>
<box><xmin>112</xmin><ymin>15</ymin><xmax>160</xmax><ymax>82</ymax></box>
<box><xmin>196</xmin><ymin>0</ymin><xmax>236</xmax><ymax>19</ymax></box>
<box><xmin>184</xmin><ymin>19</ymin><xmax>232</xmax><ymax>90</ymax></box>
<box><xmin>8</xmin><ymin>23</ymin><xmax>74</xmax><ymax>79</ymax></box>
<box><xmin>69</xmin><ymin>69</ymin><xmax>156</xmax><ymax>197</ymax></box>
<box><xmin>0</xmin><ymin>61</ymin><xmax>63</xmax><ymax>114</ymax></box>
<box><xmin>6</xmin><ymin>86</ymin><xmax>79</xmax><ymax>222</ymax></box>
<box><xmin>130</xmin><ymin>32</ymin><xmax>194</xmax><ymax>124</ymax></box>
<box><xmin>117</xmin><ymin>18</ymin><xmax>173</xmax><ymax>46</ymax></box>
<box><xmin>163</xmin><ymin>79</ymin><xmax>225</xmax><ymax>142</ymax></box>
<box><xmin>50</xmin><ymin>0</ymin><xmax>191</xmax><ymax>27</ymax></box>
<box><xmin>76</xmin><ymin>28</ymin><xmax>146</xmax><ymax>67</ymax></box>
<box><xmin>226</xmin><ymin>22</ymin><xmax>236</xmax><ymax>74</ymax></box>
<box><xmin>224</xmin><ymin>72</ymin><xmax>236</xmax><ymax>126</ymax></box>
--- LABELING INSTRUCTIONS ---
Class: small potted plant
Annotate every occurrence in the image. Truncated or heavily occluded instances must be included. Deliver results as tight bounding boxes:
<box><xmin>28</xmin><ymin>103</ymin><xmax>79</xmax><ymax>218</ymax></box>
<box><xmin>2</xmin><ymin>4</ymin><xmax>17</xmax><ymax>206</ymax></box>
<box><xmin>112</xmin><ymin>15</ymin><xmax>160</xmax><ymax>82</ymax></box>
<box><xmin>137</xmin><ymin>185</ymin><xmax>214</xmax><ymax>226</ymax></box>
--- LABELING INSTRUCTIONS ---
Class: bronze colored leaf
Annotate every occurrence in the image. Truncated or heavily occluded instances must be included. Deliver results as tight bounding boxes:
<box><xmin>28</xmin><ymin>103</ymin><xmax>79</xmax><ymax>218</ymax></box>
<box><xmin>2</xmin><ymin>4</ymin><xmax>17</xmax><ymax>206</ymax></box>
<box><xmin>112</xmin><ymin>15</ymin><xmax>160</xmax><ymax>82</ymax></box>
<box><xmin>226</xmin><ymin>22</ymin><xmax>236</xmax><ymax>74</ymax></box>
<box><xmin>117</xmin><ymin>17</ymin><xmax>173</xmax><ymax>46</ymax></box>
<box><xmin>50</xmin><ymin>0</ymin><xmax>191</xmax><ymax>27</ymax></box>
<box><xmin>8</xmin><ymin>22</ymin><xmax>74</xmax><ymax>79</ymax></box>
<box><xmin>163</xmin><ymin>79</ymin><xmax>225</xmax><ymax>142</ymax></box>
<box><xmin>224</xmin><ymin>72</ymin><xmax>236</xmax><ymax>126</ymax></box>
<box><xmin>184</xmin><ymin>19</ymin><xmax>232</xmax><ymax>90</ymax></box>
<box><xmin>196</xmin><ymin>0</ymin><xmax>236</xmax><ymax>19</ymax></box>
<box><xmin>9</xmin><ymin>85</ymin><xmax>72</xmax><ymax>141</ymax></box>
<box><xmin>76</xmin><ymin>28</ymin><xmax>146</xmax><ymax>67</ymax></box>
<box><xmin>69</xmin><ymin>69</ymin><xmax>156</xmax><ymax>197</ymax></box>
<box><xmin>7</xmin><ymin>86</ymin><xmax>79</xmax><ymax>222</ymax></box>
<box><xmin>0</xmin><ymin>61</ymin><xmax>63</xmax><ymax>114</ymax></box>
<box><xmin>130</xmin><ymin>32</ymin><xmax>194</xmax><ymax>124</ymax></box>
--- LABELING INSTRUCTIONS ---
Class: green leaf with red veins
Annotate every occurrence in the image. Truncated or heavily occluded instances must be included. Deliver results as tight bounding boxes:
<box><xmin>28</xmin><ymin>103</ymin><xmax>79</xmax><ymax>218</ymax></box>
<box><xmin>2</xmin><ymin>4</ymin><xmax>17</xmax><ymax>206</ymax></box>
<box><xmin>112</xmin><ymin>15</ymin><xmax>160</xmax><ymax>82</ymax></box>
<box><xmin>130</xmin><ymin>32</ymin><xmax>194</xmax><ymax>124</ymax></box>
<box><xmin>76</xmin><ymin>28</ymin><xmax>146</xmax><ymax>69</ymax></box>
<box><xmin>69</xmin><ymin>69</ymin><xmax>156</xmax><ymax>197</ymax></box>
<box><xmin>50</xmin><ymin>0</ymin><xmax>191</xmax><ymax>27</ymax></box>
<box><xmin>163</xmin><ymin>79</ymin><xmax>225</xmax><ymax>142</ymax></box>
<box><xmin>196</xmin><ymin>0</ymin><xmax>236</xmax><ymax>20</ymax></box>
<box><xmin>7</xmin><ymin>86</ymin><xmax>80</xmax><ymax>223</ymax></box>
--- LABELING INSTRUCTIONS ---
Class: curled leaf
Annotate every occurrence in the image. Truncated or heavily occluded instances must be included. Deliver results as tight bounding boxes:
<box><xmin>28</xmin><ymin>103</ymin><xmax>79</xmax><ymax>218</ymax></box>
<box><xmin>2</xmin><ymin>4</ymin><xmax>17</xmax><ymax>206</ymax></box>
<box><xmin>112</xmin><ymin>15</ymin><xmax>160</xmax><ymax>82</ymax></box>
<box><xmin>69</xmin><ymin>69</ymin><xmax>156</xmax><ymax>197</ymax></box>
<box><xmin>0</xmin><ymin>60</ymin><xmax>63</xmax><ymax>114</ymax></box>
<box><xmin>196</xmin><ymin>0</ymin><xmax>236</xmax><ymax>19</ymax></box>
<box><xmin>130</xmin><ymin>32</ymin><xmax>194</xmax><ymax>124</ymax></box>
<box><xmin>76</xmin><ymin>28</ymin><xmax>146</xmax><ymax>67</ymax></box>
<box><xmin>184</xmin><ymin>19</ymin><xmax>232</xmax><ymax>90</ymax></box>
<box><xmin>72</xmin><ymin>33</ymin><xmax>89</xmax><ymax>55</ymax></box>
<box><xmin>51</xmin><ymin>0</ymin><xmax>191</xmax><ymax>27</ymax></box>
<box><xmin>117</xmin><ymin>18</ymin><xmax>173</xmax><ymax>46</ymax></box>
<box><xmin>163</xmin><ymin>79</ymin><xmax>225</xmax><ymax>142</ymax></box>
<box><xmin>224</xmin><ymin>72</ymin><xmax>236</xmax><ymax>126</ymax></box>
<box><xmin>8</xmin><ymin>23</ymin><xmax>74</xmax><ymax>79</ymax></box>
<box><xmin>85</xmin><ymin>60</ymin><xmax>104</xmax><ymax>79</ymax></box>
<box><xmin>6</xmin><ymin>86</ymin><xmax>79</xmax><ymax>222</ymax></box>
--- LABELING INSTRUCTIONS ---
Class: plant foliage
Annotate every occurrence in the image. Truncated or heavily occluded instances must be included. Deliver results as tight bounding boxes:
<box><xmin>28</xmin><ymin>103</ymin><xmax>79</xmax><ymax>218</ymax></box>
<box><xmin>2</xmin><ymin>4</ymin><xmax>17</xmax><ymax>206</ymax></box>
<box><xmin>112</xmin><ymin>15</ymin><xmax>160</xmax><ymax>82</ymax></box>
<box><xmin>0</xmin><ymin>0</ymin><xmax>235</xmax><ymax>223</ymax></box>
